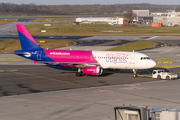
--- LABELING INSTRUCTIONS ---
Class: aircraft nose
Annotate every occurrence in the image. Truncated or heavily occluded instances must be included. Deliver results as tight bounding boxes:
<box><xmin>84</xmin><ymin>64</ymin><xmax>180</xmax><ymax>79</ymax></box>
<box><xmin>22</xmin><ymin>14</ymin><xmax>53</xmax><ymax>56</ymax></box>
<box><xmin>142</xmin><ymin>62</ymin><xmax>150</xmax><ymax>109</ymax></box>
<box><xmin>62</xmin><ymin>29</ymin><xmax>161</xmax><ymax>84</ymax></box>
<box><xmin>150</xmin><ymin>60</ymin><xmax>156</xmax><ymax>68</ymax></box>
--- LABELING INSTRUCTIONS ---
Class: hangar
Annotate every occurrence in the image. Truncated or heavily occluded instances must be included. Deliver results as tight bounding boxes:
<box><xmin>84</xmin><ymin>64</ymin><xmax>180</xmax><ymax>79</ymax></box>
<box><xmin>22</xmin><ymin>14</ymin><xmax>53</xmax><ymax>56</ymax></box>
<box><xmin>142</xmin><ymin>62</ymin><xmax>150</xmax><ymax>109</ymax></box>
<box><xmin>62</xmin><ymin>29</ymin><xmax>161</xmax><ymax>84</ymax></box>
<box><xmin>132</xmin><ymin>10</ymin><xmax>153</xmax><ymax>25</ymax></box>
<box><xmin>76</xmin><ymin>17</ymin><xmax>123</xmax><ymax>25</ymax></box>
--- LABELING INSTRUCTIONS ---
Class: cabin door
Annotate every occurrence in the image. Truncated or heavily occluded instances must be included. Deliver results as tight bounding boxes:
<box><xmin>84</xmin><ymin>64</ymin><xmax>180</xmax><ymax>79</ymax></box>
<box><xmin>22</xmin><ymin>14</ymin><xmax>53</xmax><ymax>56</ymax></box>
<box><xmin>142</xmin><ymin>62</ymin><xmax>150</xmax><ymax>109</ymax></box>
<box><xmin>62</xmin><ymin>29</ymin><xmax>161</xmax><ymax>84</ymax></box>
<box><xmin>130</xmin><ymin>55</ymin><xmax>135</xmax><ymax>64</ymax></box>
<box><xmin>37</xmin><ymin>51</ymin><xmax>42</xmax><ymax>60</ymax></box>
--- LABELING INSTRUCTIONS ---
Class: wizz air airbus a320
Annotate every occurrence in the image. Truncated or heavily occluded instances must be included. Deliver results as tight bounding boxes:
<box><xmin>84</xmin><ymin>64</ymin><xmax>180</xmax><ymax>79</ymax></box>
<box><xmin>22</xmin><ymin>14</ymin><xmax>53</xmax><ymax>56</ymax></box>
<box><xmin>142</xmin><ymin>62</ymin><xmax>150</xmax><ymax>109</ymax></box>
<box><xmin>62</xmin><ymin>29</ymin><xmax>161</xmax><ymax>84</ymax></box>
<box><xmin>14</xmin><ymin>24</ymin><xmax>156</xmax><ymax>77</ymax></box>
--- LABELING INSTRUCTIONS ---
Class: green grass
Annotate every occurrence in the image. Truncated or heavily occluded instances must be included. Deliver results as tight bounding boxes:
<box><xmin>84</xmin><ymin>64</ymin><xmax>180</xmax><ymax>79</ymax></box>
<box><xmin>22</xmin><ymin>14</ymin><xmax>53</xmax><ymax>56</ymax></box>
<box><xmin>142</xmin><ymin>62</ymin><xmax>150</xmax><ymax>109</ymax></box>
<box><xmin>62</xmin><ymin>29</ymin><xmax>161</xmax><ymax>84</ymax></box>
<box><xmin>36</xmin><ymin>40</ymin><xmax>75</xmax><ymax>49</ymax></box>
<box><xmin>0</xmin><ymin>39</ymin><xmax>155</xmax><ymax>53</ymax></box>
<box><xmin>106</xmin><ymin>41</ymin><xmax>155</xmax><ymax>51</ymax></box>
<box><xmin>11</xmin><ymin>23</ymin><xmax>180</xmax><ymax>36</ymax></box>
<box><xmin>0</xmin><ymin>19</ymin><xmax>17</xmax><ymax>26</ymax></box>
<box><xmin>33</xmin><ymin>18</ymin><xmax>75</xmax><ymax>22</ymax></box>
<box><xmin>0</xmin><ymin>39</ymin><xmax>74</xmax><ymax>53</ymax></box>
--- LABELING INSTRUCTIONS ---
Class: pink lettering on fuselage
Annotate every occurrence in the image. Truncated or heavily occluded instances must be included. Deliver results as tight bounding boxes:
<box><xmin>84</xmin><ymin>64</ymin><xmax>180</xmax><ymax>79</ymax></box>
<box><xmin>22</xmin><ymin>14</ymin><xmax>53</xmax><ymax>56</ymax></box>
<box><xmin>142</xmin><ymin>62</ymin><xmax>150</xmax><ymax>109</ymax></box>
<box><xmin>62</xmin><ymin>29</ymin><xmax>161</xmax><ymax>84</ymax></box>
<box><xmin>106</xmin><ymin>53</ymin><xmax>129</xmax><ymax>63</ymax></box>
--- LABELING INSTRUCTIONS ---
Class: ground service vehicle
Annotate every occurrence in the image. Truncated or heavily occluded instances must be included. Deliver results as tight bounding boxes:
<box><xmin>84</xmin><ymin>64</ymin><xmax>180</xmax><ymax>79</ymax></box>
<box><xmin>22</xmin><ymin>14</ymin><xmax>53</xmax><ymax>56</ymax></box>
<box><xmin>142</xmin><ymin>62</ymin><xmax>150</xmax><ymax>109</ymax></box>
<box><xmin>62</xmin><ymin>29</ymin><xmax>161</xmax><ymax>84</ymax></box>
<box><xmin>152</xmin><ymin>69</ymin><xmax>177</xmax><ymax>80</ymax></box>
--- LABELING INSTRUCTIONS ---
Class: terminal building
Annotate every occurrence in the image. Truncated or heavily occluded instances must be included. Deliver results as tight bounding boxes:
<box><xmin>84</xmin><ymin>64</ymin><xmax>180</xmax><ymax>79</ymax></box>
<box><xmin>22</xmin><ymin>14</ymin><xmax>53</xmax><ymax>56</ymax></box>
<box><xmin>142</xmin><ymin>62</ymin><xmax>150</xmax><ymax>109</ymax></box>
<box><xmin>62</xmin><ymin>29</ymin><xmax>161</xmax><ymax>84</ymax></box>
<box><xmin>75</xmin><ymin>10</ymin><xmax>180</xmax><ymax>27</ymax></box>
<box><xmin>133</xmin><ymin>10</ymin><xmax>180</xmax><ymax>26</ymax></box>
<box><xmin>152</xmin><ymin>10</ymin><xmax>180</xmax><ymax>26</ymax></box>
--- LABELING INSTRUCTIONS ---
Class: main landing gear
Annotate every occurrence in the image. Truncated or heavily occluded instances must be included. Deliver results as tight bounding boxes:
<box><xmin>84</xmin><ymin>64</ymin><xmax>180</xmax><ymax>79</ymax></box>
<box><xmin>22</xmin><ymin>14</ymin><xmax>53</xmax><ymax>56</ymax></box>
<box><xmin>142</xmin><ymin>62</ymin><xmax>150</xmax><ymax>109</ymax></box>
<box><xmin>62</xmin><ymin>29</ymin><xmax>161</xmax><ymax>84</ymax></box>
<box><xmin>133</xmin><ymin>69</ymin><xmax>137</xmax><ymax>77</ymax></box>
<box><xmin>76</xmin><ymin>68</ymin><xmax>83</xmax><ymax>77</ymax></box>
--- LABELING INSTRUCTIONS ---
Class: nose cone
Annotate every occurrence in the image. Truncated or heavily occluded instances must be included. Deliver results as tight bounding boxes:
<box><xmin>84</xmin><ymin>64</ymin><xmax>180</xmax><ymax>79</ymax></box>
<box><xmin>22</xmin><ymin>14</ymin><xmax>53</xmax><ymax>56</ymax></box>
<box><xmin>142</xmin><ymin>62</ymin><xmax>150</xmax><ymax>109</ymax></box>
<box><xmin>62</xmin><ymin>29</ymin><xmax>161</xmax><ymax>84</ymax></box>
<box><xmin>150</xmin><ymin>60</ymin><xmax>156</xmax><ymax>68</ymax></box>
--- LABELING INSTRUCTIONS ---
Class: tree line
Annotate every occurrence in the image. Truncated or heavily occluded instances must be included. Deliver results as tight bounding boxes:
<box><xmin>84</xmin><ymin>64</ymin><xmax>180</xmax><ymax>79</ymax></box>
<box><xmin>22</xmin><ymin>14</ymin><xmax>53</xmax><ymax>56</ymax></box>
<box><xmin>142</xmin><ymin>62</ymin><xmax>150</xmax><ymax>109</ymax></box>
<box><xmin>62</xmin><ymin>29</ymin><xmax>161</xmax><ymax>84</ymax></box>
<box><xmin>0</xmin><ymin>3</ymin><xmax>179</xmax><ymax>15</ymax></box>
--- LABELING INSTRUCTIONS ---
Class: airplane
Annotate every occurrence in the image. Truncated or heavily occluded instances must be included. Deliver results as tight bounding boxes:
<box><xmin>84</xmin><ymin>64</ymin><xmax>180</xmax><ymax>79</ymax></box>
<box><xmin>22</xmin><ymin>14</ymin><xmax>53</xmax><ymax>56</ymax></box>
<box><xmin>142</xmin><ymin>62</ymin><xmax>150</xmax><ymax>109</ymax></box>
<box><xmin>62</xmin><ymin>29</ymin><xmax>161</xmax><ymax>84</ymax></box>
<box><xmin>14</xmin><ymin>24</ymin><xmax>156</xmax><ymax>77</ymax></box>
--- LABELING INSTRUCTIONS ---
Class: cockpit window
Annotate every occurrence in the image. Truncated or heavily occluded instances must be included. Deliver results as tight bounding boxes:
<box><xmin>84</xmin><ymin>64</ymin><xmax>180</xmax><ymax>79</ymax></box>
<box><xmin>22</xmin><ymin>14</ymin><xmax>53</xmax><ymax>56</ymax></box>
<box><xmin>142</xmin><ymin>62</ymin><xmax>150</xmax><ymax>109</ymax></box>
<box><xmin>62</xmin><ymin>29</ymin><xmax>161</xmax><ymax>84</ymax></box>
<box><xmin>140</xmin><ymin>57</ymin><xmax>150</xmax><ymax>60</ymax></box>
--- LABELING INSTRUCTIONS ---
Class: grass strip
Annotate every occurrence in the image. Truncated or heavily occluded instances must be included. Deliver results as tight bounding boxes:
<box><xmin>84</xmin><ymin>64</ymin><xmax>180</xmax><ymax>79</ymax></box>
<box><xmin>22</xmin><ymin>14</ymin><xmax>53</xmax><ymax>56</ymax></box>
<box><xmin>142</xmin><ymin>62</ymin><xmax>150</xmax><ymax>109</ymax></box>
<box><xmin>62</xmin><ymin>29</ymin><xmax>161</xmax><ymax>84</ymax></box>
<box><xmin>0</xmin><ymin>39</ymin><xmax>74</xmax><ymax>53</ymax></box>
<box><xmin>106</xmin><ymin>41</ymin><xmax>155</xmax><ymax>51</ymax></box>
<box><xmin>0</xmin><ymin>19</ymin><xmax>17</xmax><ymax>26</ymax></box>
<box><xmin>11</xmin><ymin>23</ymin><xmax>180</xmax><ymax>36</ymax></box>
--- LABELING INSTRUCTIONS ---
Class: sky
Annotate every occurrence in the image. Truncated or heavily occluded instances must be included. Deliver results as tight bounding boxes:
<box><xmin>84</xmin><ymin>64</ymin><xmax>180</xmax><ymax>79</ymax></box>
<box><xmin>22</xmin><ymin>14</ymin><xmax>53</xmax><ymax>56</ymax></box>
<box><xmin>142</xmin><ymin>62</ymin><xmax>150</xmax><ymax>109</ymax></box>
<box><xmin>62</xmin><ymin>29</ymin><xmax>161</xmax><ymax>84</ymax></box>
<box><xmin>0</xmin><ymin>0</ymin><xmax>179</xmax><ymax>5</ymax></box>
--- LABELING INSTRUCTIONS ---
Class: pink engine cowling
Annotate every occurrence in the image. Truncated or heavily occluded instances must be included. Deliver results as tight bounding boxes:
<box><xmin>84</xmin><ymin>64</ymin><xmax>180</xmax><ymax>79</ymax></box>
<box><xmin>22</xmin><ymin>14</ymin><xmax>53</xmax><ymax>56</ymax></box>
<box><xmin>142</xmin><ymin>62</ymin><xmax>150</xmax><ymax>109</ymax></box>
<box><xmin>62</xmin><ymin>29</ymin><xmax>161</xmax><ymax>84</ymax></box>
<box><xmin>82</xmin><ymin>66</ymin><xmax>103</xmax><ymax>75</ymax></box>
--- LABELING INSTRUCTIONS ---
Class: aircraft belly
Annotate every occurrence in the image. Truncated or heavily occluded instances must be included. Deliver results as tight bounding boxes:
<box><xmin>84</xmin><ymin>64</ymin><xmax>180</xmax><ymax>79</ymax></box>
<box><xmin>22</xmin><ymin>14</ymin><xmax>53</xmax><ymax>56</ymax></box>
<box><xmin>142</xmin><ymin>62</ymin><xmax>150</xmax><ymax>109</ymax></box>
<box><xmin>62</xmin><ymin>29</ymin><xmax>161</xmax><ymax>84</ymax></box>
<box><xmin>109</xmin><ymin>62</ymin><xmax>128</xmax><ymax>69</ymax></box>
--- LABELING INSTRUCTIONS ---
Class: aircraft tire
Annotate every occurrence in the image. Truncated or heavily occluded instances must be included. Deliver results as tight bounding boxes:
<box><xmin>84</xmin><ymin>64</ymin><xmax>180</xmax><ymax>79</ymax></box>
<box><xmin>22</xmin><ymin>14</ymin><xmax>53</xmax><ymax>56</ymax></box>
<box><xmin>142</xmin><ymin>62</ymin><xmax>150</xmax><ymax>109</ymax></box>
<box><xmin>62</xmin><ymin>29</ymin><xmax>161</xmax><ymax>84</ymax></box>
<box><xmin>157</xmin><ymin>75</ymin><xmax>161</xmax><ymax>79</ymax></box>
<box><xmin>133</xmin><ymin>74</ymin><xmax>137</xmax><ymax>77</ymax></box>
<box><xmin>166</xmin><ymin>76</ymin><xmax>170</xmax><ymax>80</ymax></box>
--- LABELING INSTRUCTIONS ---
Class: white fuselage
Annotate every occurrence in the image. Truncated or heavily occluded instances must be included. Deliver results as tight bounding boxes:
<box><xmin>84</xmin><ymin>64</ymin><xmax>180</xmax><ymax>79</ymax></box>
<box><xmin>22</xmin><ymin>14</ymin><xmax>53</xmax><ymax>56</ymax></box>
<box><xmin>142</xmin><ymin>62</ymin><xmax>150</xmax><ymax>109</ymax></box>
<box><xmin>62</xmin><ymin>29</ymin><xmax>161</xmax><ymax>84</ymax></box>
<box><xmin>92</xmin><ymin>51</ymin><xmax>156</xmax><ymax>69</ymax></box>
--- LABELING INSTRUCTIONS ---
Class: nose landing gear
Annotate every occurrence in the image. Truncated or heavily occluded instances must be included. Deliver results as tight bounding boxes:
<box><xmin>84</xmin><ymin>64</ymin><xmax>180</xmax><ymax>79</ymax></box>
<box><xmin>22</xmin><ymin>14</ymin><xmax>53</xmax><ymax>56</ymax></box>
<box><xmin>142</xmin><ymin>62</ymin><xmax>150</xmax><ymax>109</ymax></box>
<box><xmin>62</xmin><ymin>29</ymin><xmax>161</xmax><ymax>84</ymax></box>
<box><xmin>133</xmin><ymin>69</ymin><xmax>137</xmax><ymax>77</ymax></box>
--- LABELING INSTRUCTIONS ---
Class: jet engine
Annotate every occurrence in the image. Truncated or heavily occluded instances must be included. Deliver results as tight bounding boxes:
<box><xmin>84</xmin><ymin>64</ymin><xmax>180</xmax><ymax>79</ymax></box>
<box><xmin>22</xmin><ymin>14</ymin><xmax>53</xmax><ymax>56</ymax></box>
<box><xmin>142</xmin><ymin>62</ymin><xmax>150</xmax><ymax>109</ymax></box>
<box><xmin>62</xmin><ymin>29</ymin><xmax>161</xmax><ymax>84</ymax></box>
<box><xmin>82</xmin><ymin>66</ymin><xmax>103</xmax><ymax>75</ymax></box>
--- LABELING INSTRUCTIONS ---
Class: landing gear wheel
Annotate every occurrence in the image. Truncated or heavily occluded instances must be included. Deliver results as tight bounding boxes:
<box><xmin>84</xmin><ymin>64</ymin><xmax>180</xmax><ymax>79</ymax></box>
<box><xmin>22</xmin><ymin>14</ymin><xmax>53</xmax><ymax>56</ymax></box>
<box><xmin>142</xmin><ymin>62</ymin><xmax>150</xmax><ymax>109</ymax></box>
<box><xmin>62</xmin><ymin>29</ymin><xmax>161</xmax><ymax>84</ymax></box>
<box><xmin>157</xmin><ymin>75</ymin><xmax>161</xmax><ymax>79</ymax></box>
<box><xmin>133</xmin><ymin>69</ymin><xmax>137</xmax><ymax>78</ymax></box>
<box><xmin>166</xmin><ymin>76</ymin><xmax>170</xmax><ymax>80</ymax></box>
<box><xmin>134</xmin><ymin>74</ymin><xmax>137</xmax><ymax>77</ymax></box>
<box><xmin>76</xmin><ymin>72</ymin><xmax>82</xmax><ymax>77</ymax></box>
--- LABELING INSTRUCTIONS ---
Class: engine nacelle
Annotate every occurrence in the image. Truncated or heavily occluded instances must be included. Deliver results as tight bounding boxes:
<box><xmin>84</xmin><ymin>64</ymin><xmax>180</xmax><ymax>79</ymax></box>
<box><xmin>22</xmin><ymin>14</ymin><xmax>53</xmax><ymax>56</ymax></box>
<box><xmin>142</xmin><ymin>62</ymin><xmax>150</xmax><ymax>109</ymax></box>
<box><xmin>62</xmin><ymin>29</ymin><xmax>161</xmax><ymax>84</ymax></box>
<box><xmin>82</xmin><ymin>66</ymin><xmax>103</xmax><ymax>76</ymax></box>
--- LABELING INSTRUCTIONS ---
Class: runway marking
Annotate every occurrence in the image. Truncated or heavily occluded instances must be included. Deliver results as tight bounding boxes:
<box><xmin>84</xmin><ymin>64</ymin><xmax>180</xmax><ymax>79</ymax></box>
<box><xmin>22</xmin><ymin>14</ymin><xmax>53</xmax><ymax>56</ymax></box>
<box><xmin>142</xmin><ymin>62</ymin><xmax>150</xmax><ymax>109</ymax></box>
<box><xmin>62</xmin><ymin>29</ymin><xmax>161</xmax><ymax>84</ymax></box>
<box><xmin>8</xmin><ymin>59</ymin><xmax>24</xmax><ymax>61</ymax></box>
<box><xmin>7</xmin><ymin>70</ymin><xmax>18</xmax><ymax>72</ymax></box>
<box><xmin>168</xmin><ymin>56</ymin><xmax>178</xmax><ymax>61</ymax></box>
<box><xmin>0</xmin><ymin>58</ymin><xmax>20</xmax><ymax>59</ymax></box>
<box><xmin>0</xmin><ymin>76</ymin><xmax>34</xmax><ymax>81</ymax></box>
<box><xmin>11</xmin><ymin>71</ymin><xmax>91</xmax><ymax>88</ymax></box>
<box><xmin>156</xmin><ymin>58</ymin><xmax>168</xmax><ymax>60</ymax></box>
<box><xmin>155</xmin><ymin>65</ymin><xmax>180</xmax><ymax>69</ymax></box>
<box><xmin>155</xmin><ymin>55</ymin><xmax>179</xmax><ymax>68</ymax></box>
<box><xmin>0</xmin><ymin>62</ymin><xmax>8</xmax><ymax>64</ymax></box>
<box><xmin>0</xmin><ymin>70</ymin><xmax>5</xmax><ymax>72</ymax></box>
<box><xmin>7</xmin><ymin>92</ymin><xmax>18</xmax><ymax>95</ymax></box>
<box><xmin>146</xmin><ymin>36</ymin><xmax>158</xmax><ymax>40</ymax></box>
<box><xmin>157</xmin><ymin>61</ymin><xmax>172</xmax><ymax>64</ymax></box>
<box><xmin>94</xmin><ymin>102</ymin><xmax>108</xmax><ymax>106</ymax></box>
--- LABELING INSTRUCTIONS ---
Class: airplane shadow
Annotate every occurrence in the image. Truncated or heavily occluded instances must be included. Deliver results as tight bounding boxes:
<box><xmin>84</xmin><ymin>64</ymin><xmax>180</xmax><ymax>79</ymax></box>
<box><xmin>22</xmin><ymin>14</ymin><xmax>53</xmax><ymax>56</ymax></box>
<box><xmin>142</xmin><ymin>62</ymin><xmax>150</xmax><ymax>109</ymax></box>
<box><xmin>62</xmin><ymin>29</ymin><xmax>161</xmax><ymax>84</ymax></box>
<box><xmin>45</xmin><ymin>64</ymin><xmax>78</xmax><ymax>72</ymax></box>
<box><xmin>45</xmin><ymin>64</ymin><xmax>156</xmax><ymax>77</ymax></box>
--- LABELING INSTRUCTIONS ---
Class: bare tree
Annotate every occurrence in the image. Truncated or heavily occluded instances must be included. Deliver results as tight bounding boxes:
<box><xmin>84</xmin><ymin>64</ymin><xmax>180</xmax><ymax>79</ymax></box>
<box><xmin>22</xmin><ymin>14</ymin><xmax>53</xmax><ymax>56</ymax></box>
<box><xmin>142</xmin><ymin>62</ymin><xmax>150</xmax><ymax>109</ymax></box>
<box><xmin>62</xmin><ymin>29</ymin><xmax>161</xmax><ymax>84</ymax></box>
<box><xmin>176</xmin><ymin>5</ymin><xmax>180</xmax><ymax>12</ymax></box>
<box><xmin>123</xmin><ymin>10</ymin><xmax>137</xmax><ymax>22</ymax></box>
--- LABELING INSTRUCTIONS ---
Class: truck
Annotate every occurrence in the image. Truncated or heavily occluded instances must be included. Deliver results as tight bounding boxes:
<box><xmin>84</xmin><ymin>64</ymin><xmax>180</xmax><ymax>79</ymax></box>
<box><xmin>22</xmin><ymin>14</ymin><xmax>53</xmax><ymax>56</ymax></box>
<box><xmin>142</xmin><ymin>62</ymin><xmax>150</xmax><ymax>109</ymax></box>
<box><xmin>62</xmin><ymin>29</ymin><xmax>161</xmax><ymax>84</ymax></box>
<box><xmin>152</xmin><ymin>69</ymin><xmax>178</xmax><ymax>80</ymax></box>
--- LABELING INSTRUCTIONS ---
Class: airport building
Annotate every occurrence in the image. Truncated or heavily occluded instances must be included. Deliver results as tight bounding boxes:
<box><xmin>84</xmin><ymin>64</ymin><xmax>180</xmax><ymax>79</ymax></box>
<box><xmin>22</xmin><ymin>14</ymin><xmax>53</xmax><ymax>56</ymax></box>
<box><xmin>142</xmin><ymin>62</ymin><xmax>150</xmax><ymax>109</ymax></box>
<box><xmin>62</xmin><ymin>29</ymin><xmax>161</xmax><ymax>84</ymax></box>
<box><xmin>132</xmin><ymin>10</ymin><xmax>153</xmax><ymax>25</ymax></box>
<box><xmin>133</xmin><ymin>10</ymin><xmax>180</xmax><ymax>26</ymax></box>
<box><xmin>75</xmin><ymin>10</ymin><xmax>180</xmax><ymax>26</ymax></box>
<box><xmin>75</xmin><ymin>17</ymin><xmax>123</xmax><ymax>25</ymax></box>
<box><xmin>152</xmin><ymin>10</ymin><xmax>180</xmax><ymax>26</ymax></box>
